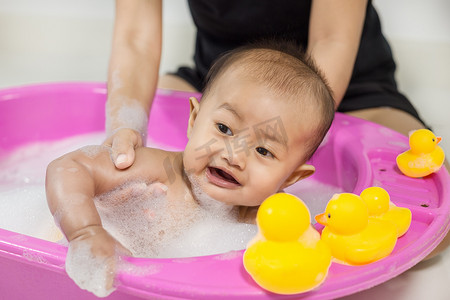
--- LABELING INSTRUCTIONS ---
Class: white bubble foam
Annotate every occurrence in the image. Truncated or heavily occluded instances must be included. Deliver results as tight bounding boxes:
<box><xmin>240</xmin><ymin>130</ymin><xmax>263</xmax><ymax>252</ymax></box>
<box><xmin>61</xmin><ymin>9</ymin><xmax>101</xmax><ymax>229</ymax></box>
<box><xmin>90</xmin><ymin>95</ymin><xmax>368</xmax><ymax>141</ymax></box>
<box><xmin>0</xmin><ymin>185</ymin><xmax>63</xmax><ymax>242</ymax></box>
<box><xmin>117</xmin><ymin>260</ymin><xmax>161</xmax><ymax>276</ymax></box>
<box><xmin>285</xmin><ymin>178</ymin><xmax>343</xmax><ymax>222</ymax></box>
<box><xmin>148</xmin><ymin>172</ymin><xmax>257</xmax><ymax>258</ymax></box>
<box><xmin>0</xmin><ymin>132</ymin><xmax>187</xmax><ymax>246</ymax></box>
<box><xmin>92</xmin><ymin>173</ymin><xmax>258</xmax><ymax>259</ymax></box>
<box><xmin>0</xmin><ymin>133</ymin><xmax>107</xmax><ymax>243</ymax></box>
<box><xmin>161</xmin><ymin>215</ymin><xmax>257</xmax><ymax>258</ymax></box>
<box><xmin>110</xmin><ymin>70</ymin><xmax>122</xmax><ymax>92</ymax></box>
<box><xmin>0</xmin><ymin>132</ymin><xmax>341</xmax><ymax>261</ymax></box>
<box><xmin>105</xmin><ymin>98</ymin><xmax>149</xmax><ymax>144</ymax></box>
<box><xmin>214</xmin><ymin>250</ymin><xmax>242</xmax><ymax>261</ymax></box>
<box><xmin>186</xmin><ymin>172</ymin><xmax>236</xmax><ymax>216</ymax></box>
<box><xmin>79</xmin><ymin>145</ymin><xmax>110</xmax><ymax>159</ymax></box>
<box><xmin>94</xmin><ymin>180</ymin><xmax>180</xmax><ymax>258</ymax></box>
<box><xmin>66</xmin><ymin>241</ymin><xmax>116</xmax><ymax>298</ymax></box>
<box><xmin>0</xmin><ymin>132</ymin><xmax>105</xmax><ymax>186</ymax></box>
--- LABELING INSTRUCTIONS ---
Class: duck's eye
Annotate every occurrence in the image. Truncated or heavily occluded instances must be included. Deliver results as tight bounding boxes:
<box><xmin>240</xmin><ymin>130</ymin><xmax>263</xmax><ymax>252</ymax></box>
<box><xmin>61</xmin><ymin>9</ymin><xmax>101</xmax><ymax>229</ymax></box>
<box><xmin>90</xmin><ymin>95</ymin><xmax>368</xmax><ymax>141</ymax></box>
<box><xmin>327</xmin><ymin>213</ymin><xmax>331</xmax><ymax>218</ymax></box>
<box><xmin>256</xmin><ymin>147</ymin><xmax>274</xmax><ymax>158</ymax></box>
<box><xmin>432</xmin><ymin>138</ymin><xmax>435</xmax><ymax>142</ymax></box>
<box><xmin>217</xmin><ymin>123</ymin><xmax>232</xmax><ymax>136</ymax></box>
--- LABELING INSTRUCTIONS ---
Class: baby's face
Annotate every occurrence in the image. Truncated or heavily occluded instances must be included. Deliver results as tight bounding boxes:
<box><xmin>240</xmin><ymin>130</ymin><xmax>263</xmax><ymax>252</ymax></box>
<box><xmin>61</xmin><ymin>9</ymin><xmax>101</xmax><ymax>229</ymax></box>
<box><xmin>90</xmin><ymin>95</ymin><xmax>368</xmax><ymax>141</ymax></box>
<box><xmin>183</xmin><ymin>67</ymin><xmax>316</xmax><ymax>207</ymax></box>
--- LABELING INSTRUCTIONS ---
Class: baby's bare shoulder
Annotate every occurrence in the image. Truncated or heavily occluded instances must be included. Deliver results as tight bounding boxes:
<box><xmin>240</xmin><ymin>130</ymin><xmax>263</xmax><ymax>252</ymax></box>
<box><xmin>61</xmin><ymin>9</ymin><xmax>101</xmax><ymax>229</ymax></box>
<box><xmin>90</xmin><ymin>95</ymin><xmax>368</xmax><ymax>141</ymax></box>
<box><xmin>135</xmin><ymin>147</ymin><xmax>177</xmax><ymax>165</ymax></box>
<box><xmin>133</xmin><ymin>148</ymin><xmax>182</xmax><ymax>181</ymax></box>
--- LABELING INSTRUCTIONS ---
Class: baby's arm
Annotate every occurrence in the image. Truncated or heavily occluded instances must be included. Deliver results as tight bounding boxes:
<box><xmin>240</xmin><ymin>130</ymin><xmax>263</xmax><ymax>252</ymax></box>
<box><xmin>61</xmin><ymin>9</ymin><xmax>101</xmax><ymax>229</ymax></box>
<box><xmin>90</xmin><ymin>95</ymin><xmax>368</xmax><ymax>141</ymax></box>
<box><xmin>45</xmin><ymin>146</ymin><xmax>132</xmax><ymax>296</ymax></box>
<box><xmin>46</xmin><ymin>145</ymin><xmax>165</xmax><ymax>296</ymax></box>
<box><xmin>46</xmin><ymin>146</ymin><xmax>130</xmax><ymax>249</ymax></box>
<box><xmin>46</xmin><ymin>145</ymin><xmax>168</xmax><ymax>240</ymax></box>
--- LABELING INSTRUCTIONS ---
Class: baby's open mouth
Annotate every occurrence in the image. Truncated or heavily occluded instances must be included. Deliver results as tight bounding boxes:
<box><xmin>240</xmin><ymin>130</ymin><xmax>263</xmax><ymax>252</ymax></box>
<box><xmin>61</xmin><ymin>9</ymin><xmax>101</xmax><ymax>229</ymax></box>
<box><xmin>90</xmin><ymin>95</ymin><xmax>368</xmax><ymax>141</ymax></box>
<box><xmin>207</xmin><ymin>167</ymin><xmax>241</xmax><ymax>187</ymax></box>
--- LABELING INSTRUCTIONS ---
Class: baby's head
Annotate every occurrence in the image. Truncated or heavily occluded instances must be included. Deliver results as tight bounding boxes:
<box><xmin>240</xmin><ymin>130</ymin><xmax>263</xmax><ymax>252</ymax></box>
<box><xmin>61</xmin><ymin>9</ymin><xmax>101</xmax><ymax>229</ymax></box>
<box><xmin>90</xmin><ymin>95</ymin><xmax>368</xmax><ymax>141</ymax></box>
<box><xmin>183</xmin><ymin>40</ymin><xmax>335</xmax><ymax>207</ymax></box>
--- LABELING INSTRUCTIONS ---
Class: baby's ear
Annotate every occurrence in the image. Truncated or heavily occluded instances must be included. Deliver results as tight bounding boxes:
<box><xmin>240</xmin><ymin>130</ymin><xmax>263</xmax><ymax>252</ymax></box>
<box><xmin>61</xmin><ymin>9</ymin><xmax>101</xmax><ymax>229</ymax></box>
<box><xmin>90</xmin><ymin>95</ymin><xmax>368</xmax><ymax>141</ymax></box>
<box><xmin>187</xmin><ymin>97</ymin><xmax>200</xmax><ymax>138</ymax></box>
<box><xmin>280</xmin><ymin>164</ymin><xmax>315</xmax><ymax>189</ymax></box>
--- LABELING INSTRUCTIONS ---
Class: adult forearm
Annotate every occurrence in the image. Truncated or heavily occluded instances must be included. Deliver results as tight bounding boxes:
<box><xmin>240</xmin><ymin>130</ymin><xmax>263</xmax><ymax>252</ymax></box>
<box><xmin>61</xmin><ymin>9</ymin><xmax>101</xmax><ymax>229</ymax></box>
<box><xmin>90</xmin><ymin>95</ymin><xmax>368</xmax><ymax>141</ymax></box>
<box><xmin>106</xmin><ymin>46</ymin><xmax>160</xmax><ymax>139</ymax></box>
<box><xmin>105</xmin><ymin>0</ymin><xmax>162</xmax><ymax>139</ymax></box>
<box><xmin>307</xmin><ymin>0</ymin><xmax>367</xmax><ymax>108</ymax></box>
<box><xmin>307</xmin><ymin>40</ymin><xmax>359</xmax><ymax>107</ymax></box>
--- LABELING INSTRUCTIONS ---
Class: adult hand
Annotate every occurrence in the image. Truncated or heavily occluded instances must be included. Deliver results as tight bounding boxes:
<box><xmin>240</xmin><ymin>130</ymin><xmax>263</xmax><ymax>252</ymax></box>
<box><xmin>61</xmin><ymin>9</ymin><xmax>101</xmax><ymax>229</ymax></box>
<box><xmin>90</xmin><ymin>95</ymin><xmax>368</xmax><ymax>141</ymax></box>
<box><xmin>103</xmin><ymin>128</ymin><xmax>144</xmax><ymax>169</ymax></box>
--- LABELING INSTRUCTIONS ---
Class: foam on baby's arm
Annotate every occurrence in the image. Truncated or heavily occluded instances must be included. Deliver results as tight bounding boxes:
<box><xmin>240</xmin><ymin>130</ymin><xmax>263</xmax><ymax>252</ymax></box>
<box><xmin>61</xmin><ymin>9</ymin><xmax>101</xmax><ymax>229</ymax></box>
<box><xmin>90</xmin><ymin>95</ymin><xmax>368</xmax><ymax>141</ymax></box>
<box><xmin>66</xmin><ymin>240</ymin><xmax>115</xmax><ymax>297</ymax></box>
<box><xmin>65</xmin><ymin>226</ymin><xmax>131</xmax><ymax>297</ymax></box>
<box><xmin>45</xmin><ymin>146</ymin><xmax>133</xmax><ymax>296</ymax></box>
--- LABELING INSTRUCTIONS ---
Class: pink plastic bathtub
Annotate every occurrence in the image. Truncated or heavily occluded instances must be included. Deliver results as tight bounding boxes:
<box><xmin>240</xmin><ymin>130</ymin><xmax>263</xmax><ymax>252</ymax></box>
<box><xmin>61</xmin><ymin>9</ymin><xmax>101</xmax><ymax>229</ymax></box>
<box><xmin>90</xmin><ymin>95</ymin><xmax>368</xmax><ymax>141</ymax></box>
<box><xmin>0</xmin><ymin>83</ymin><xmax>449</xmax><ymax>299</ymax></box>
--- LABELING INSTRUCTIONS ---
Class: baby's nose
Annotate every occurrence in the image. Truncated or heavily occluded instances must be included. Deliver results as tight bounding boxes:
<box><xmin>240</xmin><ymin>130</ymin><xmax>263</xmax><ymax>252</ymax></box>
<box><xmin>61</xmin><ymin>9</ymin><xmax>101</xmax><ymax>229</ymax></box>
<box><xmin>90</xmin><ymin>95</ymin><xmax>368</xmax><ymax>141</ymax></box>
<box><xmin>221</xmin><ymin>144</ymin><xmax>247</xmax><ymax>170</ymax></box>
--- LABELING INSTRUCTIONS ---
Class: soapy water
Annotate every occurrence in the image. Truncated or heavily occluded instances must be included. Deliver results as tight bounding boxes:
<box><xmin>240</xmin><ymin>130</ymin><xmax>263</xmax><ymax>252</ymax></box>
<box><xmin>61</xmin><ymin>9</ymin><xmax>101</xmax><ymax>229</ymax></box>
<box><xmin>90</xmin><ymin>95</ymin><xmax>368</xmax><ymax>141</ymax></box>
<box><xmin>66</xmin><ymin>240</ymin><xmax>116</xmax><ymax>297</ymax></box>
<box><xmin>94</xmin><ymin>179</ymin><xmax>257</xmax><ymax>258</ymax></box>
<box><xmin>0</xmin><ymin>133</ymin><xmax>107</xmax><ymax>242</ymax></box>
<box><xmin>0</xmin><ymin>132</ymin><xmax>342</xmax><ymax>258</ymax></box>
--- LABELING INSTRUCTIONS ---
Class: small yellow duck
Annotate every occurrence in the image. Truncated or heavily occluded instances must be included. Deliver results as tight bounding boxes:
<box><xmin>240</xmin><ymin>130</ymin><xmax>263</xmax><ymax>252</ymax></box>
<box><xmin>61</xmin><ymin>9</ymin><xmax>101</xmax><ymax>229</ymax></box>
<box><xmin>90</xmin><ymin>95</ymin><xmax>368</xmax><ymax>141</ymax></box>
<box><xmin>396</xmin><ymin>129</ymin><xmax>445</xmax><ymax>178</ymax></box>
<box><xmin>360</xmin><ymin>187</ymin><xmax>411</xmax><ymax>237</ymax></box>
<box><xmin>243</xmin><ymin>193</ymin><xmax>331</xmax><ymax>294</ymax></box>
<box><xmin>315</xmin><ymin>193</ymin><xmax>398</xmax><ymax>265</ymax></box>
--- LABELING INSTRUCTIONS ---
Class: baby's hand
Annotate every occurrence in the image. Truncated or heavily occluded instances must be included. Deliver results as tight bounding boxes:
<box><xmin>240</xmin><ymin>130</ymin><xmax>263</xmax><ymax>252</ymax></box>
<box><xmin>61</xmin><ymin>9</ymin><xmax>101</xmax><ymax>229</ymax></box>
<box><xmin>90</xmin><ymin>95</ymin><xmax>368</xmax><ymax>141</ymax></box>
<box><xmin>103</xmin><ymin>128</ymin><xmax>144</xmax><ymax>169</ymax></box>
<box><xmin>65</xmin><ymin>226</ymin><xmax>131</xmax><ymax>297</ymax></box>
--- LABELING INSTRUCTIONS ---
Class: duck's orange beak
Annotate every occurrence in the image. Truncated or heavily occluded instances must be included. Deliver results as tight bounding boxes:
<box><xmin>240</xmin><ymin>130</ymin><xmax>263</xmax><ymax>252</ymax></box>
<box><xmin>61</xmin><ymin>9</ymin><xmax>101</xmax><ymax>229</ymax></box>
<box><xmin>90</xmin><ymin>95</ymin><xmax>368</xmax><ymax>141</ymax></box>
<box><xmin>315</xmin><ymin>213</ymin><xmax>328</xmax><ymax>226</ymax></box>
<box><xmin>437</xmin><ymin>137</ymin><xmax>442</xmax><ymax>144</ymax></box>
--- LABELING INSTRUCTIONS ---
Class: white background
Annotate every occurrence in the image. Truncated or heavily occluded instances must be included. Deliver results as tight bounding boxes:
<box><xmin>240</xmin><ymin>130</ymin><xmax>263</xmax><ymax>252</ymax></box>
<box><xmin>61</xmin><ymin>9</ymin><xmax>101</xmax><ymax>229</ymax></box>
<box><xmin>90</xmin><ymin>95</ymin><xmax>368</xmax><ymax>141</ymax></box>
<box><xmin>0</xmin><ymin>1</ymin><xmax>449</xmax><ymax>299</ymax></box>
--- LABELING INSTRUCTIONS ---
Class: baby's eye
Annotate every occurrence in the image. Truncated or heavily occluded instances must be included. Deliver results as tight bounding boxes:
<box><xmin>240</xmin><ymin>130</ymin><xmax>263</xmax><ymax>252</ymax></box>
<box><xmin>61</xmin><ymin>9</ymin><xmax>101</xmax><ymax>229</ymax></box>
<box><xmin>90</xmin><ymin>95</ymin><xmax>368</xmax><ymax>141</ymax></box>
<box><xmin>256</xmin><ymin>147</ymin><xmax>274</xmax><ymax>158</ymax></box>
<box><xmin>217</xmin><ymin>123</ymin><xmax>233</xmax><ymax>136</ymax></box>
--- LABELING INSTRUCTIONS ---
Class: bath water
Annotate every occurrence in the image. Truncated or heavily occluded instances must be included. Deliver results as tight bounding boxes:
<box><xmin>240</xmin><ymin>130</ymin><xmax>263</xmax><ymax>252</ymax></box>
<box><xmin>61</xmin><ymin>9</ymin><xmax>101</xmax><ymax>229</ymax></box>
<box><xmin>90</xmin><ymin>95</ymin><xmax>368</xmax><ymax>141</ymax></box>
<box><xmin>0</xmin><ymin>132</ymin><xmax>342</xmax><ymax>258</ymax></box>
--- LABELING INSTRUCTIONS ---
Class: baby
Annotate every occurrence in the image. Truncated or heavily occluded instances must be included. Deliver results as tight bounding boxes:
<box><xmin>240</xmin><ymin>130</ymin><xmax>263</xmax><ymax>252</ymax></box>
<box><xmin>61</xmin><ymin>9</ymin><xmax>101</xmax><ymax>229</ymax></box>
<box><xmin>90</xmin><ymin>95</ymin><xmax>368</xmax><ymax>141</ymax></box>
<box><xmin>45</xmin><ymin>40</ymin><xmax>335</xmax><ymax>296</ymax></box>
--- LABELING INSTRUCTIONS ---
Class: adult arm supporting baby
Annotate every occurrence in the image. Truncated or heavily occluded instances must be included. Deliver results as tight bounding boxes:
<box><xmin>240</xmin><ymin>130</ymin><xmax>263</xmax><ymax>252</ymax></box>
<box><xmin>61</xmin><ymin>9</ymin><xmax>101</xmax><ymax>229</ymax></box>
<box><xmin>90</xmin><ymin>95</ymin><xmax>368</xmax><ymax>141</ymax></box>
<box><xmin>307</xmin><ymin>0</ymin><xmax>367</xmax><ymax>108</ymax></box>
<box><xmin>103</xmin><ymin>0</ymin><xmax>162</xmax><ymax>170</ymax></box>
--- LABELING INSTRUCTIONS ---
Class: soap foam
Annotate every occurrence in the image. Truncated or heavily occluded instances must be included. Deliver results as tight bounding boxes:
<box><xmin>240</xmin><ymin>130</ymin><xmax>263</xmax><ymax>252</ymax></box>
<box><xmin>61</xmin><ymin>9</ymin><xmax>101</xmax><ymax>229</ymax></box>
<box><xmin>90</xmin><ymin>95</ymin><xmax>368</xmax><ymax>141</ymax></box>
<box><xmin>105</xmin><ymin>98</ymin><xmax>149</xmax><ymax>144</ymax></box>
<box><xmin>186</xmin><ymin>171</ymin><xmax>236</xmax><ymax>216</ymax></box>
<box><xmin>110</xmin><ymin>70</ymin><xmax>122</xmax><ymax>92</ymax></box>
<box><xmin>0</xmin><ymin>133</ymin><xmax>106</xmax><ymax>242</ymax></box>
<box><xmin>94</xmin><ymin>180</ymin><xmax>186</xmax><ymax>258</ymax></box>
<box><xmin>285</xmin><ymin>179</ymin><xmax>343</xmax><ymax>222</ymax></box>
<box><xmin>66</xmin><ymin>240</ymin><xmax>116</xmax><ymax>298</ymax></box>
<box><xmin>91</xmin><ymin>169</ymin><xmax>259</xmax><ymax>258</ymax></box>
<box><xmin>0</xmin><ymin>132</ymin><xmax>342</xmax><ymax>259</ymax></box>
<box><xmin>80</xmin><ymin>145</ymin><xmax>110</xmax><ymax>159</ymax></box>
<box><xmin>0</xmin><ymin>185</ymin><xmax>63</xmax><ymax>242</ymax></box>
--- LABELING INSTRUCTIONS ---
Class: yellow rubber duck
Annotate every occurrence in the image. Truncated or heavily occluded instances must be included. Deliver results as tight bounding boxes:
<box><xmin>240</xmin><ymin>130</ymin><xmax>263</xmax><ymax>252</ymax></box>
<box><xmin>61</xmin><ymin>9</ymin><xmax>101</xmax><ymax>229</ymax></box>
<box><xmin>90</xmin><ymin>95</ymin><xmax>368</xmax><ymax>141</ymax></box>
<box><xmin>243</xmin><ymin>193</ymin><xmax>331</xmax><ymax>294</ymax></box>
<box><xmin>315</xmin><ymin>193</ymin><xmax>398</xmax><ymax>265</ymax></box>
<box><xmin>360</xmin><ymin>187</ymin><xmax>411</xmax><ymax>237</ymax></box>
<box><xmin>396</xmin><ymin>129</ymin><xmax>445</xmax><ymax>178</ymax></box>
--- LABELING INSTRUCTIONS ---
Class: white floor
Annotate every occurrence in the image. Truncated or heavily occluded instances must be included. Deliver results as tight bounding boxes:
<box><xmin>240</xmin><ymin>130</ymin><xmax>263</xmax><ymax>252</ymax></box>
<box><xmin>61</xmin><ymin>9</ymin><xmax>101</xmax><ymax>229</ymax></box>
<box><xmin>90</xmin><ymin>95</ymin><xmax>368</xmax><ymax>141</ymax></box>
<box><xmin>0</xmin><ymin>1</ymin><xmax>449</xmax><ymax>299</ymax></box>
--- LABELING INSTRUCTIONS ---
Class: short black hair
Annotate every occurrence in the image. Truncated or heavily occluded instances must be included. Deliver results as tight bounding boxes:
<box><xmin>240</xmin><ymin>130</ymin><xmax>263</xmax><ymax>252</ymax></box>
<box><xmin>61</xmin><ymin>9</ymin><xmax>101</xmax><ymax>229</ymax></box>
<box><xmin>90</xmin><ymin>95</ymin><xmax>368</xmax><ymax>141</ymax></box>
<box><xmin>202</xmin><ymin>39</ymin><xmax>335</xmax><ymax>162</ymax></box>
